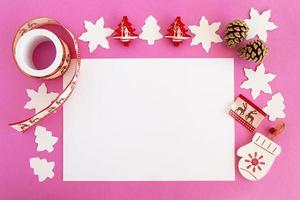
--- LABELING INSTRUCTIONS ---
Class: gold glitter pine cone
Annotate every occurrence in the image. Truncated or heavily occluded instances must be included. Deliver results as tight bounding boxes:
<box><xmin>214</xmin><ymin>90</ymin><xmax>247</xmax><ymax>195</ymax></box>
<box><xmin>238</xmin><ymin>39</ymin><xmax>269</xmax><ymax>63</ymax></box>
<box><xmin>224</xmin><ymin>19</ymin><xmax>249</xmax><ymax>48</ymax></box>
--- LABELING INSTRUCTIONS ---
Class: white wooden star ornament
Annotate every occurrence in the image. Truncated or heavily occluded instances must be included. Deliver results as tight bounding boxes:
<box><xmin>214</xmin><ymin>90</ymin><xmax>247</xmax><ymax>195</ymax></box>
<box><xmin>245</xmin><ymin>8</ymin><xmax>278</xmax><ymax>42</ymax></box>
<box><xmin>24</xmin><ymin>83</ymin><xmax>58</xmax><ymax>113</ymax></box>
<box><xmin>241</xmin><ymin>63</ymin><xmax>276</xmax><ymax>99</ymax></box>
<box><xmin>263</xmin><ymin>93</ymin><xmax>286</xmax><ymax>121</ymax></box>
<box><xmin>79</xmin><ymin>17</ymin><xmax>114</xmax><ymax>52</ymax></box>
<box><xmin>34</xmin><ymin>126</ymin><xmax>58</xmax><ymax>152</ymax></box>
<box><xmin>29</xmin><ymin>157</ymin><xmax>55</xmax><ymax>182</ymax></box>
<box><xmin>188</xmin><ymin>16</ymin><xmax>222</xmax><ymax>52</ymax></box>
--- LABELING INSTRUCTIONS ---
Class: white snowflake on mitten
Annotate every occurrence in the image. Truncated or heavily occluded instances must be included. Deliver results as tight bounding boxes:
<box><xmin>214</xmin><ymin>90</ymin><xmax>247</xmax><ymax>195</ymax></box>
<box><xmin>237</xmin><ymin>132</ymin><xmax>281</xmax><ymax>181</ymax></box>
<box><xmin>29</xmin><ymin>157</ymin><xmax>55</xmax><ymax>182</ymax></box>
<box><xmin>263</xmin><ymin>93</ymin><xmax>286</xmax><ymax>121</ymax></box>
<box><xmin>34</xmin><ymin>126</ymin><xmax>58</xmax><ymax>152</ymax></box>
<box><xmin>241</xmin><ymin>63</ymin><xmax>276</xmax><ymax>99</ymax></box>
<box><xmin>245</xmin><ymin>8</ymin><xmax>278</xmax><ymax>42</ymax></box>
<box><xmin>24</xmin><ymin>83</ymin><xmax>58</xmax><ymax>113</ymax></box>
<box><xmin>79</xmin><ymin>17</ymin><xmax>114</xmax><ymax>52</ymax></box>
<box><xmin>188</xmin><ymin>16</ymin><xmax>222</xmax><ymax>52</ymax></box>
<box><xmin>139</xmin><ymin>16</ymin><xmax>163</xmax><ymax>45</ymax></box>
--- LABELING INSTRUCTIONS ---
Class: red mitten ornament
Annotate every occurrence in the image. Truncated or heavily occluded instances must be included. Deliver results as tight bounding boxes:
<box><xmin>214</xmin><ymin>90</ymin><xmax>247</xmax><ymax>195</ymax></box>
<box><xmin>112</xmin><ymin>16</ymin><xmax>138</xmax><ymax>46</ymax></box>
<box><xmin>165</xmin><ymin>16</ymin><xmax>191</xmax><ymax>46</ymax></box>
<box><xmin>237</xmin><ymin>123</ymin><xmax>285</xmax><ymax>181</ymax></box>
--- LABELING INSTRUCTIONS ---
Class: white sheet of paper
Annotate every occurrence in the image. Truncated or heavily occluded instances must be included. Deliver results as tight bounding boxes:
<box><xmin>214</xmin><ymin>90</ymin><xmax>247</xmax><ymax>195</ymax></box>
<box><xmin>63</xmin><ymin>58</ymin><xmax>234</xmax><ymax>181</ymax></box>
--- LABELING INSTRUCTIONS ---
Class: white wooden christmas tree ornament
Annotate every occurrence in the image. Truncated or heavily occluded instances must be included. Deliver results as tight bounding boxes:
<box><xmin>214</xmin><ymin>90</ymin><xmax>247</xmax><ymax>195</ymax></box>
<box><xmin>34</xmin><ymin>126</ymin><xmax>58</xmax><ymax>152</ymax></box>
<box><xmin>188</xmin><ymin>16</ymin><xmax>222</xmax><ymax>52</ymax></box>
<box><xmin>79</xmin><ymin>17</ymin><xmax>114</xmax><ymax>52</ymax></box>
<box><xmin>139</xmin><ymin>16</ymin><xmax>163</xmax><ymax>45</ymax></box>
<box><xmin>245</xmin><ymin>8</ymin><xmax>278</xmax><ymax>42</ymax></box>
<box><xmin>241</xmin><ymin>63</ymin><xmax>276</xmax><ymax>99</ymax></box>
<box><xmin>24</xmin><ymin>83</ymin><xmax>58</xmax><ymax>113</ymax></box>
<box><xmin>29</xmin><ymin>157</ymin><xmax>55</xmax><ymax>182</ymax></box>
<box><xmin>237</xmin><ymin>132</ymin><xmax>281</xmax><ymax>181</ymax></box>
<box><xmin>263</xmin><ymin>93</ymin><xmax>286</xmax><ymax>121</ymax></box>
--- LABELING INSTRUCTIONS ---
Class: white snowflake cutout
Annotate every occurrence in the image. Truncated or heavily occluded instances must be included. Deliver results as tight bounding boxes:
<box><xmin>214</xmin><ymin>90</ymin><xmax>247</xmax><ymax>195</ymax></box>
<box><xmin>263</xmin><ymin>93</ymin><xmax>286</xmax><ymax>121</ymax></box>
<box><xmin>241</xmin><ymin>63</ymin><xmax>276</xmax><ymax>99</ymax></box>
<box><xmin>139</xmin><ymin>16</ymin><xmax>163</xmax><ymax>45</ymax></box>
<box><xmin>24</xmin><ymin>83</ymin><xmax>58</xmax><ymax>113</ymax></box>
<box><xmin>188</xmin><ymin>16</ymin><xmax>222</xmax><ymax>52</ymax></box>
<box><xmin>245</xmin><ymin>8</ymin><xmax>278</xmax><ymax>42</ymax></box>
<box><xmin>29</xmin><ymin>157</ymin><xmax>55</xmax><ymax>182</ymax></box>
<box><xmin>34</xmin><ymin>126</ymin><xmax>58</xmax><ymax>152</ymax></box>
<box><xmin>79</xmin><ymin>17</ymin><xmax>114</xmax><ymax>52</ymax></box>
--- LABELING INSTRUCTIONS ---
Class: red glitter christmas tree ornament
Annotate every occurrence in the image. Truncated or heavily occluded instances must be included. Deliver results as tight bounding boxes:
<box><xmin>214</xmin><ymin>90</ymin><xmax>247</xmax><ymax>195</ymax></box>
<box><xmin>112</xmin><ymin>16</ymin><xmax>138</xmax><ymax>46</ymax></box>
<box><xmin>165</xmin><ymin>16</ymin><xmax>191</xmax><ymax>47</ymax></box>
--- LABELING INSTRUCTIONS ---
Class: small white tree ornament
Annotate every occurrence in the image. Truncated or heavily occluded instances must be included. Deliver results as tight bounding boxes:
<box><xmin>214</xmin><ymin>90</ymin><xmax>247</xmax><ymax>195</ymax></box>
<box><xmin>34</xmin><ymin>126</ymin><xmax>58</xmax><ymax>152</ymax></box>
<box><xmin>29</xmin><ymin>157</ymin><xmax>55</xmax><ymax>182</ymax></box>
<box><xmin>139</xmin><ymin>16</ymin><xmax>163</xmax><ymax>45</ymax></box>
<box><xmin>263</xmin><ymin>93</ymin><xmax>286</xmax><ymax>121</ymax></box>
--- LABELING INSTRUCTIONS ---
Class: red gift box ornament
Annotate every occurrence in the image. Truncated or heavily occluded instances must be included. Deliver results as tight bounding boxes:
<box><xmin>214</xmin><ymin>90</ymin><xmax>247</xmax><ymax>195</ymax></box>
<box><xmin>112</xmin><ymin>16</ymin><xmax>138</xmax><ymax>46</ymax></box>
<box><xmin>165</xmin><ymin>16</ymin><xmax>191</xmax><ymax>47</ymax></box>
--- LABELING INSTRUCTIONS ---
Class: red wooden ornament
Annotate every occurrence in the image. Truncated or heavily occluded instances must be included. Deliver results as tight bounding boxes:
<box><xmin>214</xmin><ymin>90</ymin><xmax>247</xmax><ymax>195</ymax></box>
<box><xmin>112</xmin><ymin>16</ymin><xmax>138</xmax><ymax>46</ymax></box>
<box><xmin>165</xmin><ymin>16</ymin><xmax>191</xmax><ymax>47</ymax></box>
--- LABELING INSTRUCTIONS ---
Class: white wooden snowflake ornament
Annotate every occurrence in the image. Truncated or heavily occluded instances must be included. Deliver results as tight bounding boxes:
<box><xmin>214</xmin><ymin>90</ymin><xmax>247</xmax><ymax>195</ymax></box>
<box><xmin>263</xmin><ymin>93</ymin><xmax>286</xmax><ymax>121</ymax></box>
<box><xmin>34</xmin><ymin>126</ymin><xmax>58</xmax><ymax>152</ymax></box>
<box><xmin>24</xmin><ymin>83</ymin><xmax>58</xmax><ymax>113</ymax></box>
<box><xmin>188</xmin><ymin>16</ymin><xmax>222</xmax><ymax>52</ymax></box>
<box><xmin>79</xmin><ymin>17</ymin><xmax>114</xmax><ymax>52</ymax></box>
<box><xmin>29</xmin><ymin>157</ymin><xmax>55</xmax><ymax>182</ymax></box>
<box><xmin>241</xmin><ymin>63</ymin><xmax>276</xmax><ymax>99</ymax></box>
<box><xmin>245</xmin><ymin>8</ymin><xmax>278</xmax><ymax>42</ymax></box>
<box><xmin>139</xmin><ymin>16</ymin><xmax>163</xmax><ymax>45</ymax></box>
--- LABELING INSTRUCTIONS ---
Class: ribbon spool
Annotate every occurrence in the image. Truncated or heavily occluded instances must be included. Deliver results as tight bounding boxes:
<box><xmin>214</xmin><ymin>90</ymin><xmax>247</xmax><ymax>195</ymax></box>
<box><xmin>10</xmin><ymin>18</ymin><xmax>80</xmax><ymax>132</ymax></box>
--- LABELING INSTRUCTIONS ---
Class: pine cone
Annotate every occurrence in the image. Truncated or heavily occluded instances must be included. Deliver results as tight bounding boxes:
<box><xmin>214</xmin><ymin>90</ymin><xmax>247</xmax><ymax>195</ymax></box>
<box><xmin>238</xmin><ymin>39</ymin><xmax>269</xmax><ymax>63</ymax></box>
<box><xmin>224</xmin><ymin>19</ymin><xmax>249</xmax><ymax>48</ymax></box>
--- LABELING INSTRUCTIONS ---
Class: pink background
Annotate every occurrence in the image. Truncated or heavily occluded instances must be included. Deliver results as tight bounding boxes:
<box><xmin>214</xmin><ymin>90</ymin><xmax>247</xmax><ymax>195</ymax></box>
<box><xmin>1</xmin><ymin>0</ymin><xmax>300</xmax><ymax>199</ymax></box>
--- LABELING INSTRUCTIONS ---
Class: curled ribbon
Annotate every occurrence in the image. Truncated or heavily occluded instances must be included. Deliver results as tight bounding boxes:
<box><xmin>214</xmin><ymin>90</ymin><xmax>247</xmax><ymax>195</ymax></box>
<box><xmin>10</xmin><ymin>17</ymin><xmax>80</xmax><ymax>132</ymax></box>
